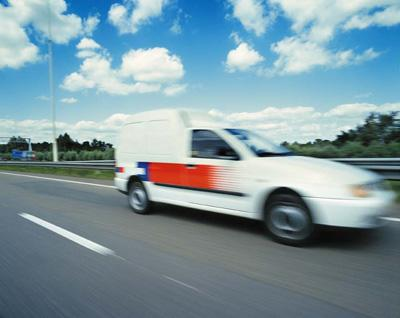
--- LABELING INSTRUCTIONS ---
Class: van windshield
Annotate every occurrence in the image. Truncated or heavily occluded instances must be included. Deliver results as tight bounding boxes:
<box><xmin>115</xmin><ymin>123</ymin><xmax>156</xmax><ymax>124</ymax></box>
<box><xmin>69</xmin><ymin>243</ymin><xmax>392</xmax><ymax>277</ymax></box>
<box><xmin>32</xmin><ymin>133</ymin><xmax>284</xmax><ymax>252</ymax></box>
<box><xmin>225</xmin><ymin>129</ymin><xmax>292</xmax><ymax>157</ymax></box>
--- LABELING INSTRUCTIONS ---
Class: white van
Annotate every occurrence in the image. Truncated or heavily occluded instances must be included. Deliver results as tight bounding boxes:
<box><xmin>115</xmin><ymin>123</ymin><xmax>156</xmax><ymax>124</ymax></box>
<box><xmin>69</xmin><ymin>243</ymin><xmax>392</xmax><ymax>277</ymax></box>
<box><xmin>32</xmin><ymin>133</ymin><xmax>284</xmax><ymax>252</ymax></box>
<box><xmin>114</xmin><ymin>109</ymin><xmax>395</xmax><ymax>245</ymax></box>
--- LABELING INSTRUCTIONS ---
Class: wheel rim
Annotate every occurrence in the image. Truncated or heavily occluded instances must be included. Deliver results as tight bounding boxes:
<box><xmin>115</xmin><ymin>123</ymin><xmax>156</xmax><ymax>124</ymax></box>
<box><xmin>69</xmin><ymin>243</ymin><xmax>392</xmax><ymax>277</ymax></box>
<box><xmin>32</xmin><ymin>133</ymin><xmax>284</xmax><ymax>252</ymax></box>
<box><xmin>269</xmin><ymin>203</ymin><xmax>310</xmax><ymax>240</ymax></box>
<box><xmin>130</xmin><ymin>186</ymin><xmax>146</xmax><ymax>211</ymax></box>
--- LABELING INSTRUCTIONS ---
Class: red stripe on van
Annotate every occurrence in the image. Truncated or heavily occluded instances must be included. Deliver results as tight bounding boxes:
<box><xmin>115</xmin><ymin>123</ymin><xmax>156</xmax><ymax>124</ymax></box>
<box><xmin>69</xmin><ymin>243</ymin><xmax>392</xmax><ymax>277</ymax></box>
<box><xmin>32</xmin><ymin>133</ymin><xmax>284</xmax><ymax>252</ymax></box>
<box><xmin>148</xmin><ymin>163</ymin><xmax>187</xmax><ymax>187</ymax></box>
<box><xmin>185</xmin><ymin>164</ymin><xmax>215</xmax><ymax>190</ymax></box>
<box><xmin>148</xmin><ymin>162</ymin><xmax>216</xmax><ymax>190</ymax></box>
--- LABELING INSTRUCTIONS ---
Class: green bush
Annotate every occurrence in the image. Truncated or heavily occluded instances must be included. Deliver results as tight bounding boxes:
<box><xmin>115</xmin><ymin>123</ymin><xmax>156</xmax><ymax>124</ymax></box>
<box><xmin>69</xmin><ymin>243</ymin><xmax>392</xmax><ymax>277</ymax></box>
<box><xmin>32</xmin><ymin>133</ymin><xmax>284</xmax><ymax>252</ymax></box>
<box><xmin>359</xmin><ymin>142</ymin><xmax>390</xmax><ymax>157</ymax></box>
<box><xmin>312</xmin><ymin>145</ymin><xmax>340</xmax><ymax>158</ymax></box>
<box><xmin>340</xmin><ymin>142</ymin><xmax>366</xmax><ymax>158</ymax></box>
<box><xmin>64</xmin><ymin>151</ymin><xmax>78</xmax><ymax>161</ymax></box>
<box><xmin>104</xmin><ymin>148</ymin><xmax>114</xmax><ymax>160</ymax></box>
<box><xmin>0</xmin><ymin>153</ymin><xmax>11</xmax><ymax>160</ymax></box>
<box><xmin>34</xmin><ymin>151</ymin><xmax>52</xmax><ymax>161</ymax></box>
<box><xmin>92</xmin><ymin>150</ymin><xmax>104</xmax><ymax>160</ymax></box>
<box><xmin>386</xmin><ymin>142</ymin><xmax>400</xmax><ymax>157</ymax></box>
<box><xmin>79</xmin><ymin>151</ymin><xmax>95</xmax><ymax>161</ymax></box>
<box><xmin>35</xmin><ymin>152</ymin><xmax>44</xmax><ymax>161</ymax></box>
<box><xmin>286</xmin><ymin>141</ymin><xmax>400</xmax><ymax>158</ymax></box>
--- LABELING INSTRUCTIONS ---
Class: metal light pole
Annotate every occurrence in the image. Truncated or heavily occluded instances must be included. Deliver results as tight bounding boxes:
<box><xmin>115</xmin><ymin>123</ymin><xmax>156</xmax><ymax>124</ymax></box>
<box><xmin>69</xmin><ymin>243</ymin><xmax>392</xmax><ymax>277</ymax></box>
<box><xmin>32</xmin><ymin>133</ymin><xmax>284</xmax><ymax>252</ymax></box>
<box><xmin>47</xmin><ymin>0</ymin><xmax>58</xmax><ymax>162</ymax></box>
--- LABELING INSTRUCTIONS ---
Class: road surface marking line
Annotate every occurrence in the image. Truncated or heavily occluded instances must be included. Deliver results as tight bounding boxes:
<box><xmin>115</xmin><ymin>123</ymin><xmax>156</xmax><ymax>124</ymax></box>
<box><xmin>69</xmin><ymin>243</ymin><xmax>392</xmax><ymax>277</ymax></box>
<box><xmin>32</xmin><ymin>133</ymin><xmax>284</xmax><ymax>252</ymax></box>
<box><xmin>163</xmin><ymin>275</ymin><xmax>200</xmax><ymax>292</ymax></box>
<box><xmin>0</xmin><ymin>172</ymin><xmax>115</xmax><ymax>189</ymax></box>
<box><xmin>19</xmin><ymin>213</ymin><xmax>116</xmax><ymax>256</ymax></box>
<box><xmin>382</xmin><ymin>217</ymin><xmax>400</xmax><ymax>223</ymax></box>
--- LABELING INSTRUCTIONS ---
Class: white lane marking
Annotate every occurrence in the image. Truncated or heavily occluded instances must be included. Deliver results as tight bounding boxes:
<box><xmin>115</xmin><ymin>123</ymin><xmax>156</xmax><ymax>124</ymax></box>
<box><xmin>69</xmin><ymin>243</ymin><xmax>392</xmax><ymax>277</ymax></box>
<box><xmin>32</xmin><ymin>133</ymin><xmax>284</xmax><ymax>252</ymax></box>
<box><xmin>163</xmin><ymin>275</ymin><xmax>200</xmax><ymax>292</ymax></box>
<box><xmin>382</xmin><ymin>217</ymin><xmax>400</xmax><ymax>223</ymax></box>
<box><xmin>19</xmin><ymin>213</ymin><xmax>116</xmax><ymax>256</ymax></box>
<box><xmin>0</xmin><ymin>171</ymin><xmax>115</xmax><ymax>189</ymax></box>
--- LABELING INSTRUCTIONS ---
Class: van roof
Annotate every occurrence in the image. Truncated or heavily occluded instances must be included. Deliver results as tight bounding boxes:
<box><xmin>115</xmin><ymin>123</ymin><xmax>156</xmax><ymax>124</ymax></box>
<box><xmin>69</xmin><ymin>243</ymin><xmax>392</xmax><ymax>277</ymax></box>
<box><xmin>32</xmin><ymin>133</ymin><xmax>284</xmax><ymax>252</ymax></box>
<box><xmin>125</xmin><ymin>108</ymin><xmax>225</xmax><ymax>128</ymax></box>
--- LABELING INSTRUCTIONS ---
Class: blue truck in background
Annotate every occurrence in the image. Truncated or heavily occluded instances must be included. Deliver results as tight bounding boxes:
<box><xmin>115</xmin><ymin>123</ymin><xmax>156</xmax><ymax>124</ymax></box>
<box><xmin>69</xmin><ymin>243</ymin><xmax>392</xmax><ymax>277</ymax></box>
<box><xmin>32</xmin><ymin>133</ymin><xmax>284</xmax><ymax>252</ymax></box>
<box><xmin>11</xmin><ymin>150</ymin><xmax>36</xmax><ymax>161</ymax></box>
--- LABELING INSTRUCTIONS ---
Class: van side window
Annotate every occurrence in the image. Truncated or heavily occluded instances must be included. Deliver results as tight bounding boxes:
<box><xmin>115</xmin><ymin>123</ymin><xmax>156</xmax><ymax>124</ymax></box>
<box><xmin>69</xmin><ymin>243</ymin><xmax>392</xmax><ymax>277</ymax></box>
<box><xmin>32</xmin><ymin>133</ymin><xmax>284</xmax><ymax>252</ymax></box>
<box><xmin>191</xmin><ymin>130</ymin><xmax>239</xmax><ymax>160</ymax></box>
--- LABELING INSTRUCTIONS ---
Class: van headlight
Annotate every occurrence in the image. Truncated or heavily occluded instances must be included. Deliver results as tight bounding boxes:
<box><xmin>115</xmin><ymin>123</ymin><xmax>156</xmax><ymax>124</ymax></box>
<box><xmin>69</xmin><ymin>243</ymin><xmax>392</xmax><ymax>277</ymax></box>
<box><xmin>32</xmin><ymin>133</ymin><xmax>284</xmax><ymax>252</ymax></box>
<box><xmin>350</xmin><ymin>185</ymin><xmax>371</xmax><ymax>198</ymax></box>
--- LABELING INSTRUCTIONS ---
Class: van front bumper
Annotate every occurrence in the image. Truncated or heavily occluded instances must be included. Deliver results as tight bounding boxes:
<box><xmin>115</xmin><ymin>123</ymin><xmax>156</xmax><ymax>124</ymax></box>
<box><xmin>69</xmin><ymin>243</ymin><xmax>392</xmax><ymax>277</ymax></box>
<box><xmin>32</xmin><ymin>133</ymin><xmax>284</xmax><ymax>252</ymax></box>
<box><xmin>304</xmin><ymin>192</ymin><xmax>395</xmax><ymax>228</ymax></box>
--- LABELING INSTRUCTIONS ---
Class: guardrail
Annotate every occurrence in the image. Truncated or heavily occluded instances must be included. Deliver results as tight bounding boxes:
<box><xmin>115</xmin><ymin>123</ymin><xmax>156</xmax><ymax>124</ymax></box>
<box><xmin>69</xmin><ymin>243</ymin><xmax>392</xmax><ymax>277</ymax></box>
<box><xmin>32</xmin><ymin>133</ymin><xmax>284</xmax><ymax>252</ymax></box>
<box><xmin>0</xmin><ymin>158</ymin><xmax>399</xmax><ymax>180</ymax></box>
<box><xmin>0</xmin><ymin>160</ymin><xmax>115</xmax><ymax>170</ymax></box>
<box><xmin>332</xmin><ymin>158</ymin><xmax>400</xmax><ymax>180</ymax></box>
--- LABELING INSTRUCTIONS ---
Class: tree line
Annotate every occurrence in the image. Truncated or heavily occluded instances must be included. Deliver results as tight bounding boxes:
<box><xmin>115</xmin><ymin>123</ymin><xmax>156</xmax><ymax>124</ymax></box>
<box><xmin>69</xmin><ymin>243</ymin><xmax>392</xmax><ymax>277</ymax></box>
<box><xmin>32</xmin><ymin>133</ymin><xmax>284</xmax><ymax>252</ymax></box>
<box><xmin>0</xmin><ymin>134</ymin><xmax>114</xmax><ymax>161</ymax></box>
<box><xmin>0</xmin><ymin>133</ymin><xmax>113</xmax><ymax>153</ymax></box>
<box><xmin>283</xmin><ymin>112</ymin><xmax>400</xmax><ymax>158</ymax></box>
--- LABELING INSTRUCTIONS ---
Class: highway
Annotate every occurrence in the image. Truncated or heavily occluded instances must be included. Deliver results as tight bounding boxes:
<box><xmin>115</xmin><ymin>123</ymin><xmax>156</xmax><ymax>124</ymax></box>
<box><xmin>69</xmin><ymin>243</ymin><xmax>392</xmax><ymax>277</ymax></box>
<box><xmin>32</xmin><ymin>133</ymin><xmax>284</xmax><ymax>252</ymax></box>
<box><xmin>0</xmin><ymin>171</ymin><xmax>399</xmax><ymax>317</ymax></box>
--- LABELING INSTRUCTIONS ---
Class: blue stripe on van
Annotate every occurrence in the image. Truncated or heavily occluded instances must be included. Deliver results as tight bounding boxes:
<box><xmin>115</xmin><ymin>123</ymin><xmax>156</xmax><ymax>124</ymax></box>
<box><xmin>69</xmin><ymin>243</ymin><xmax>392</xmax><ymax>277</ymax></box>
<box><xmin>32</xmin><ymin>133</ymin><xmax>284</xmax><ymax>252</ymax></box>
<box><xmin>137</xmin><ymin>162</ymin><xmax>149</xmax><ymax>181</ymax></box>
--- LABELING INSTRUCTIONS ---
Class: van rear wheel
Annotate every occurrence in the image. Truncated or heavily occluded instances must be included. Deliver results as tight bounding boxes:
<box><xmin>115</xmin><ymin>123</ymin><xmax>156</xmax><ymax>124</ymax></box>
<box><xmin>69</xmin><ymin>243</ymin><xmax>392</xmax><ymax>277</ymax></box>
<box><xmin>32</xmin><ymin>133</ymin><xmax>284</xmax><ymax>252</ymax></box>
<box><xmin>265</xmin><ymin>193</ymin><xmax>314</xmax><ymax>246</ymax></box>
<box><xmin>128</xmin><ymin>181</ymin><xmax>151</xmax><ymax>214</ymax></box>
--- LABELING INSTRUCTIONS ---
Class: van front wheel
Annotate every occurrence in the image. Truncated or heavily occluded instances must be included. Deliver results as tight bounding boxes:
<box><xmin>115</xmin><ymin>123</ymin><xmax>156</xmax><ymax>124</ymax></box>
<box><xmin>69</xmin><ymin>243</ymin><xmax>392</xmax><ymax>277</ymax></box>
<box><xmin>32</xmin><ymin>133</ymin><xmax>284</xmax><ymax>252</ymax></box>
<box><xmin>128</xmin><ymin>181</ymin><xmax>151</xmax><ymax>214</ymax></box>
<box><xmin>264</xmin><ymin>193</ymin><xmax>314</xmax><ymax>246</ymax></box>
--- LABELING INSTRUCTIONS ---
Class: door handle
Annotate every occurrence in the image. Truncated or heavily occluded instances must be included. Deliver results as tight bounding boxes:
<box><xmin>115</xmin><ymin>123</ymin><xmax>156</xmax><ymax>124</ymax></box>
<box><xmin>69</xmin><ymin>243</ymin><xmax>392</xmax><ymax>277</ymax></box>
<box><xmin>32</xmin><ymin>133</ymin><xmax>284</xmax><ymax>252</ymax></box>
<box><xmin>186</xmin><ymin>164</ymin><xmax>197</xmax><ymax>169</ymax></box>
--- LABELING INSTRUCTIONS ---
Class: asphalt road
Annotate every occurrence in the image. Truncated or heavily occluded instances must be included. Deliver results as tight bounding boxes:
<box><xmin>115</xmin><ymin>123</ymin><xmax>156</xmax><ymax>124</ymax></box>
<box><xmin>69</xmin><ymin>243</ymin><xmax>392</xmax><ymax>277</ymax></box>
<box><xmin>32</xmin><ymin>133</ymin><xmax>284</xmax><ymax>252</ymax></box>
<box><xmin>0</xmin><ymin>171</ymin><xmax>399</xmax><ymax>318</ymax></box>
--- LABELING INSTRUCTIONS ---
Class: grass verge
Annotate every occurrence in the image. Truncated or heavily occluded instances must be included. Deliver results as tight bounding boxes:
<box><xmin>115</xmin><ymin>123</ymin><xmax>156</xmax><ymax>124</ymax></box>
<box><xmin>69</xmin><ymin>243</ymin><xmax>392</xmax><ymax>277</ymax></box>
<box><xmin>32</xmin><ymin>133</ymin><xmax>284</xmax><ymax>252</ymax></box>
<box><xmin>387</xmin><ymin>180</ymin><xmax>400</xmax><ymax>203</ymax></box>
<box><xmin>0</xmin><ymin>165</ymin><xmax>114</xmax><ymax>180</ymax></box>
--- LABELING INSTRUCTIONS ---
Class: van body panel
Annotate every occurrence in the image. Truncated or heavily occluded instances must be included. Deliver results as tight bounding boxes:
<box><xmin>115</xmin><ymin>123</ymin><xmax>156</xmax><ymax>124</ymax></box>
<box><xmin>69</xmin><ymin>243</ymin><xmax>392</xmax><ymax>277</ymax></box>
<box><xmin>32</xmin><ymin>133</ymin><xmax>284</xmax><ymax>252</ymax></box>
<box><xmin>114</xmin><ymin>109</ymin><xmax>395</xmax><ymax>228</ymax></box>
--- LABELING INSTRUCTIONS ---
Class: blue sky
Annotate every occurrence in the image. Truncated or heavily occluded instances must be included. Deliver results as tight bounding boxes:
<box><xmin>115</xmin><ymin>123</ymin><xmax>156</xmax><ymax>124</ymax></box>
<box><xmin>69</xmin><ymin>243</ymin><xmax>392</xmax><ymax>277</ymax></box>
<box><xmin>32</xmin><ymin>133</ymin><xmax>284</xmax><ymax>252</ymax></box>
<box><xmin>0</xmin><ymin>0</ymin><xmax>399</xmax><ymax>143</ymax></box>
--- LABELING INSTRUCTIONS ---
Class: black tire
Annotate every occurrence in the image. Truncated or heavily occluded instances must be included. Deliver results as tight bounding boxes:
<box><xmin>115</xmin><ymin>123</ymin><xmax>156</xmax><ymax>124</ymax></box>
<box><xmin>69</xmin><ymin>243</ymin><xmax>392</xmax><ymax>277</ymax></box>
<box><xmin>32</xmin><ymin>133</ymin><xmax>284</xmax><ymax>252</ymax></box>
<box><xmin>128</xmin><ymin>180</ymin><xmax>151</xmax><ymax>214</ymax></box>
<box><xmin>264</xmin><ymin>193</ymin><xmax>314</xmax><ymax>246</ymax></box>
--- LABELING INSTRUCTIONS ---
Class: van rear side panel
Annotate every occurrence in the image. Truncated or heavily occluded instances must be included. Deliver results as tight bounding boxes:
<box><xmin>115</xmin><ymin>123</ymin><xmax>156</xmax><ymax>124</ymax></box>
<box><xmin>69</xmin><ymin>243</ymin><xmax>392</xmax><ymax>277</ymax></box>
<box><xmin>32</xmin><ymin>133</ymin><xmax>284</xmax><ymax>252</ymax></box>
<box><xmin>145</xmin><ymin>120</ymin><xmax>175</xmax><ymax>157</ymax></box>
<box><xmin>118</xmin><ymin>122</ymin><xmax>146</xmax><ymax>156</ymax></box>
<box><xmin>115</xmin><ymin>109</ymin><xmax>186</xmax><ymax>194</ymax></box>
<box><xmin>118</xmin><ymin>121</ymin><xmax>177</xmax><ymax>159</ymax></box>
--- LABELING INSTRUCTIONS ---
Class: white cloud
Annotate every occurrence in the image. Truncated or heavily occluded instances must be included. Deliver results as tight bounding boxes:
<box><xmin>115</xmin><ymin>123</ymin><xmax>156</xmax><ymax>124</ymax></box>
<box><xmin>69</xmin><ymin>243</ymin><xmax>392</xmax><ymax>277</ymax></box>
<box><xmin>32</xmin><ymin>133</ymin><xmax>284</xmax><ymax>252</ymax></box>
<box><xmin>230</xmin><ymin>32</ymin><xmax>242</xmax><ymax>45</ymax></box>
<box><xmin>227</xmin><ymin>0</ymin><xmax>273</xmax><ymax>36</ymax></box>
<box><xmin>83</xmin><ymin>14</ymin><xmax>100</xmax><ymax>36</ymax></box>
<box><xmin>170</xmin><ymin>17</ymin><xmax>182</xmax><ymax>34</ymax></box>
<box><xmin>62</xmin><ymin>72</ymin><xmax>96</xmax><ymax>91</ymax></box>
<box><xmin>344</xmin><ymin>5</ymin><xmax>400</xmax><ymax>30</ymax></box>
<box><xmin>62</xmin><ymin>39</ymin><xmax>185</xmax><ymax>96</ymax></box>
<box><xmin>76</xmin><ymin>50</ymin><xmax>98</xmax><ymax>59</ymax></box>
<box><xmin>2</xmin><ymin>103</ymin><xmax>399</xmax><ymax>144</ymax></box>
<box><xmin>14</xmin><ymin>0</ymin><xmax>83</xmax><ymax>44</ymax></box>
<box><xmin>334</xmin><ymin>48</ymin><xmax>380</xmax><ymax>67</ymax></box>
<box><xmin>269</xmin><ymin>1</ymin><xmax>400</xmax><ymax>43</ymax></box>
<box><xmin>269</xmin><ymin>37</ymin><xmax>380</xmax><ymax>75</ymax></box>
<box><xmin>75</xmin><ymin>38</ymin><xmax>102</xmax><ymax>59</ymax></box>
<box><xmin>103</xmin><ymin>113</ymin><xmax>132</xmax><ymax>127</ymax></box>
<box><xmin>0</xmin><ymin>5</ymin><xmax>40</xmax><ymax>69</ymax></box>
<box><xmin>120</xmin><ymin>47</ymin><xmax>184</xmax><ymax>82</ymax></box>
<box><xmin>226</xmin><ymin>42</ymin><xmax>264</xmax><ymax>72</ymax></box>
<box><xmin>60</xmin><ymin>97</ymin><xmax>78</xmax><ymax>104</ymax></box>
<box><xmin>0</xmin><ymin>0</ymin><xmax>95</xmax><ymax>69</ymax></box>
<box><xmin>261</xmin><ymin>0</ymin><xmax>397</xmax><ymax>75</ymax></box>
<box><xmin>76</xmin><ymin>37</ymin><xmax>101</xmax><ymax>50</ymax></box>
<box><xmin>325</xmin><ymin>103</ymin><xmax>378</xmax><ymax>117</ymax></box>
<box><xmin>169</xmin><ymin>9</ymin><xmax>190</xmax><ymax>35</ymax></box>
<box><xmin>108</xmin><ymin>0</ymin><xmax>169</xmax><ymax>34</ymax></box>
<box><xmin>222</xmin><ymin>106</ymin><xmax>316</xmax><ymax>122</ymax></box>
<box><xmin>163</xmin><ymin>84</ymin><xmax>187</xmax><ymax>96</ymax></box>
<box><xmin>0</xmin><ymin>112</ymin><xmax>138</xmax><ymax>144</ymax></box>
<box><xmin>224</xmin><ymin>1</ymin><xmax>393</xmax><ymax>76</ymax></box>
<box><xmin>0</xmin><ymin>114</ymin><xmax>131</xmax><ymax>144</ymax></box>
<box><xmin>63</xmin><ymin>54</ymin><xmax>161</xmax><ymax>95</ymax></box>
<box><xmin>270</xmin><ymin>37</ymin><xmax>330</xmax><ymax>75</ymax></box>
<box><xmin>325</xmin><ymin>102</ymin><xmax>400</xmax><ymax>117</ymax></box>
